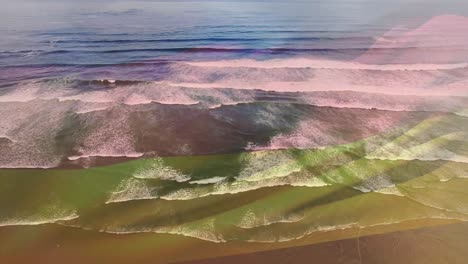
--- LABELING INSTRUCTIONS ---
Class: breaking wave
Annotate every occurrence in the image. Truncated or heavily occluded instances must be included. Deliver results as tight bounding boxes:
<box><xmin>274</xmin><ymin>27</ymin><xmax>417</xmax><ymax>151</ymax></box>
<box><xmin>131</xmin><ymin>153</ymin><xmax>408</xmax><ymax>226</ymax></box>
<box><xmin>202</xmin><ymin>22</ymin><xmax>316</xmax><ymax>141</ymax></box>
<box><xmin>187</xmin><ymin>58</ymin><xmax>468</xmax><ymax>71</ymax></box>
<box><xmin>0</xmin><ymin>208</ymin><xmax>79</xmax><ymax>227</ymax></box>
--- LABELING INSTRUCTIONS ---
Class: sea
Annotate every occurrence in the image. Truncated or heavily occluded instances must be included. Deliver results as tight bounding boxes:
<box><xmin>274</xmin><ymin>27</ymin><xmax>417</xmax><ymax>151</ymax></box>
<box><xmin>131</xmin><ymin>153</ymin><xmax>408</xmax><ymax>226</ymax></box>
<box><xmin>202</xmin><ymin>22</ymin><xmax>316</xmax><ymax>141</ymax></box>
<box><xmin>1</xmin><ymin>1</ymin><xmax>468</xmax><ymax>263</ymax></box>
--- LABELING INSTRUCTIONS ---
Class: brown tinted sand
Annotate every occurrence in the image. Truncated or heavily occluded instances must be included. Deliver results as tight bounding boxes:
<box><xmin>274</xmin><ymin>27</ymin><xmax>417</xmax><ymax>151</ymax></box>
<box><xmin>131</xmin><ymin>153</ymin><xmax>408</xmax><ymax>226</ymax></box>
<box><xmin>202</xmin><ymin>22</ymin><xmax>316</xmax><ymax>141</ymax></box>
<box><xmin>0</xmin><ymin>218</ymin><xmax>465</xmax><ymax>264</ymax></box>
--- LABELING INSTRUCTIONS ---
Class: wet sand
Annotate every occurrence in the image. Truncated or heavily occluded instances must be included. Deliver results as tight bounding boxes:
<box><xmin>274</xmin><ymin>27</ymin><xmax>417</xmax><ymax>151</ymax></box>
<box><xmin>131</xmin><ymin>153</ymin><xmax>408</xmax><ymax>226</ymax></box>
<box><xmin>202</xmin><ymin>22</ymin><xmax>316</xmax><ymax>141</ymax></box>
<box><xmin>179</xmin><ymin>221</ymin><xmax>468</xmax><ymax>264</ymax></box>
<box><xmin>0</xmin><ymin>218</ymin><xmax>463</xmax><ymax>264</ymax></box>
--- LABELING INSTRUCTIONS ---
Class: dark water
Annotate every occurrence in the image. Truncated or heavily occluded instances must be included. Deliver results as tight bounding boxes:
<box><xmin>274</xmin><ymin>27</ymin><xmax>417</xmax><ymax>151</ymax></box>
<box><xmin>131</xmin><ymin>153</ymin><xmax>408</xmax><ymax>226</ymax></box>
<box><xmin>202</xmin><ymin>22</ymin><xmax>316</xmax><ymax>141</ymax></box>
<box><xmin>1</xmin><ymin>0</ymin><xmax>467</xmax><ymax>67</ymax></box>
<box><xmin>1</xmin><ymin>0</ymin><xmax>467</xmax><ymax>90</ymax></box>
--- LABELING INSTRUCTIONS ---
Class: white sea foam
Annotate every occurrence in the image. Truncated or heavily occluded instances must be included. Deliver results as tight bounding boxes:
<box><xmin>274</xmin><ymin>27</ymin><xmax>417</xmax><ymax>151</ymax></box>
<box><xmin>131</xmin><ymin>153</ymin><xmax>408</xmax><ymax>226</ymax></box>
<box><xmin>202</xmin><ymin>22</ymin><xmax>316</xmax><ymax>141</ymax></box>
<box><xmin>161</xmin><ymin>175</ymin><xmax>328</xmax><ymax>201</ymax></box>
<box><xmin>374</xmin><ymin>185</ymin><xmax>404</xmax><ymax>197</ymax></box>
<box><xmin>132</xmin><ymin>158</ymin><xmax>191</xmax><ymax>182</ymax></box>
<box><xmin>0</xmin><ymin>210</ymin><xmax>79</xmax><ymax>227</ymax></box>
<box><xmin>74</xmin><ymin>106</ymin><xmax>111</xmax><ymax>114</ymax></box>
<box><xmin>244</xmin><ymin>223</ymin><xmax>359</xmax><ymax>243</ymax></box>
<box><xmin>237</xmin><ymin>210</ymin><xmax>304</xmax><ymax>229</ymax></box>
<box><xmin>456</xmin><ymin>109</ymin><xmax>468</xmax><ymax>117</ymax></box>
<box><xmin>172</xmin><ymin>77</ymin><xmax>468</xmax><ymax>96</ymax></box>
<box><xmin>99</xmin><ymin>218</ymin><xmax>225</xmax><ymax>243</ymax></box>
<box><xmin>106</xmin><ymin>178</ymin><xmax>158</xmax><ymax>204</ymax></box>
<box><xmin>0</xmin><ymin>100</ymin><xmax>75</xmax><ymax>168</ymax></box>
<box><xmin>186</xmin><ymin>59</ymin><xmax>468</xmax><ymax>71</ymax></box>
<box><xmin>238</xmin><ymin>151</ymin><xmax>303</xmax><ymax>182</ymax></box>
<box><xmin>68</xmin><ymin>152</ymin><xmax>144</xmax><ymax>161</ymax></box>
<box><xmin>189</xmin><ymin>177</ymin><xmax>226</xmax><ymax>185</ymax></box>
<box><xmin>0</xmin><ymin>83</ymin><xmax>39</xmax><ymax>102</ymax></box>
<box><xmin>153</xmin><ymin>218</ymin><xmax>225</xmax><ymax>243</ymax></box>
<box><xmin>123</xmin><ymin>93</ymin><xmax>153</xmax><ymax>105</ymax></box>
<box><xmin>0</xmin><ymin>135</ymin><xmax>15</xmax><ymax>142</ymax></box>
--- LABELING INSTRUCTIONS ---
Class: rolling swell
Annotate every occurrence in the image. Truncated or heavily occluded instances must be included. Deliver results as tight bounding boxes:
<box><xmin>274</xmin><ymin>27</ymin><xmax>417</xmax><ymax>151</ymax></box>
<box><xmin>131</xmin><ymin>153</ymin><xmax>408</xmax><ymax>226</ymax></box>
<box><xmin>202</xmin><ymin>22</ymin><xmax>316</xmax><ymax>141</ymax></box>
<box><xmin>2</xmin><ymin>156</ymin><xmax>468</xmax><ymax>243</ymax></box>
<box><xmin>1</xmin><ymin>76</ymin><xmax>467</xmax><ymax>241</ymax></box>
<box><xmin>20</xmin><ymin>46</ymin><xmax>462</xmax><ymax>55</ymax></box>
<box><xmin>1</xmin><ymin>74</ymin><xmax>467</xmax><ymax>169</ymax></box>
<box><xmin>41</xmin><ymin>36</ymin><xmax>375</xmax><ymax>44</ymax></box>
<box><xmin>0</xmin><ymin>96</ymin><xmax>448</xmax><ymax>168</ymax></box>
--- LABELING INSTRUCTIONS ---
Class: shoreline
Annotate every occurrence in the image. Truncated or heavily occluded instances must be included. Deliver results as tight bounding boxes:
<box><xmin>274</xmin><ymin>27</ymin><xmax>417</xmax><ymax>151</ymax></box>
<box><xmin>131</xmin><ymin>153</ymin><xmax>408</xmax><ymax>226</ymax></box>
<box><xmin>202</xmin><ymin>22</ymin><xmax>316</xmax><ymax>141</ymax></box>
<box><xmin>0</xmin><ymin>217</ymin><xmax>462</xmax><ymax>264</ymax></box>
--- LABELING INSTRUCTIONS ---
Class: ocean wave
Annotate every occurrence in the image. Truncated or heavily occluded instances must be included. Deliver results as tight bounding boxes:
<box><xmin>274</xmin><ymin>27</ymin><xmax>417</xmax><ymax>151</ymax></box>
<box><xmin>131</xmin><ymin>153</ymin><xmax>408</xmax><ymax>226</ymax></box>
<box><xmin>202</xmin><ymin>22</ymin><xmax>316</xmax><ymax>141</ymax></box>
<box><xmin>105</xmin><ymin>174</ymin><xmax>329</xmax><ymax>204</ymax></box>
<box><xmin>132</xmin><ymin>158</ymin><xmax>191</xmax><ymax>182</ymax></box>
<box><xmin>243</xmin><ymin>223</ymin><xmax>360</xmax><ymax>243</ymax></box>
<box><xmin>0</xmin><ymin>135</ymin><xmax>15</xmax><ymax>143</ymax></box>
<box><xmin>456</xmin><ymin>109</ymin><xmax>468</xmax><ymax>117</ymax></box>
<box><xmin>30</xmin><ymin>47</ymin><xmax>399</xmax><ymax>55</ymax></box>
<box><xmin>106</xmin><ymin>178</ymin><xmax>158</xmax><ymax>204</ymax></box>
<box><xmin>236</xmin><ymin>210</ymin><xmax>304</xmax><ymax>229</ymax></box>
<box><xmin>160</xmin><ymin>175</ymin><xmax>329</xmax><ymax>201</ymax></box>
<box><xmin>68</xmin><ymin>152</ymin><xmax>144</xmax><ymax>161</ymax></box>
<box><xmin>42</xmin><ymin>36</ymin><xmax>375</xmax><ymax>45</ymax></box>
<box><xmin>0</xmin><ymin>211</ymin><xmax>79</xmax><ymax>227</ymax></box>
<box><xmin>124</xmin><ymin>96</ymin><xmax>199</xmax><ymax>106</ymax></box>
<box><xmin>165</xmin><ymin>67</ymin><xmax>468</xmax><ymax>96</ymax></box>
<box><xmin>73</xmin><ymin>178</ymin><xmax>468</xmax><ymax>243</ymax></box>
<box><xmin>3</xmin><ymin>79</ymin><xmax>466</xmax><ymax>112</ymax></box>
<box><xmin>4</xmin><ymin>60</ymin><xmax>468</xmax><ymax>106</ymax></box>
<box><xmin>189</xmin><ymin>177</ymin><xmax>227</xmax><ymax>185</ymax></box>
<box><xmin>153</xmin><ymin>218</ymin><xmax>225</xmax><ymax>243</ymax></box>
<box><xmin>373</xmin><ymin>185</ymin><xmax>405</xmax><ymax>197</ymax></box>
<box><xmin>259</xmin><ymin>216</ymin><xmax>461</xmax><ymax>244</ymax></box>
<box><xmin>237</xmin><ymin>150</ymin><xmax>304</xmax><ymax>182</ymax></box>
<box><xmin>366</xmin><ymin>132</ymin><xmax>468</xmax><ymax>164</ymax></box>
<box><xmin>5</xmin><ymin>157</ymin><xmax>467</xmax><ymax>244</ymax></box>
<box><xmin>0</xmin><ymin>79</ymin><xmax>254</xmax><ymax>107</ymax></box>
<box><xmin>11</xmin><ymin>46</ymin><xmax>467</xmax><ymax>59</ymax></box>
<box><xmin>58</xmin><ymin>215</ymin><xmax>466</xmax><ymax>244</ymax></box>
<box><xmin>101</xmin><ymin>151</ymin><xmax>338</xmax><ymax>202</ymax></box>
<box><xmin>97</xmin><ymin>218</ymin><xmax>225</xmax><ymax>243</ymax></box>
<box><xmin>0</xmin><ymin>82</ymin><xmax>465</xmax><ymax>168</ymax></box>
<box><xmin>243</xmin><ymin>195</ymin><xmax>468</xmax><ymax>243</ymax></box>
<box><xmin>74</xmin><ymin>106</ymin><xmax>111</xmax><ymax>114</ymax></box>
<box><xmin>186</xmin><ymin>58</ymin><xmax>468</xmax><ymax>71</ymax></box>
